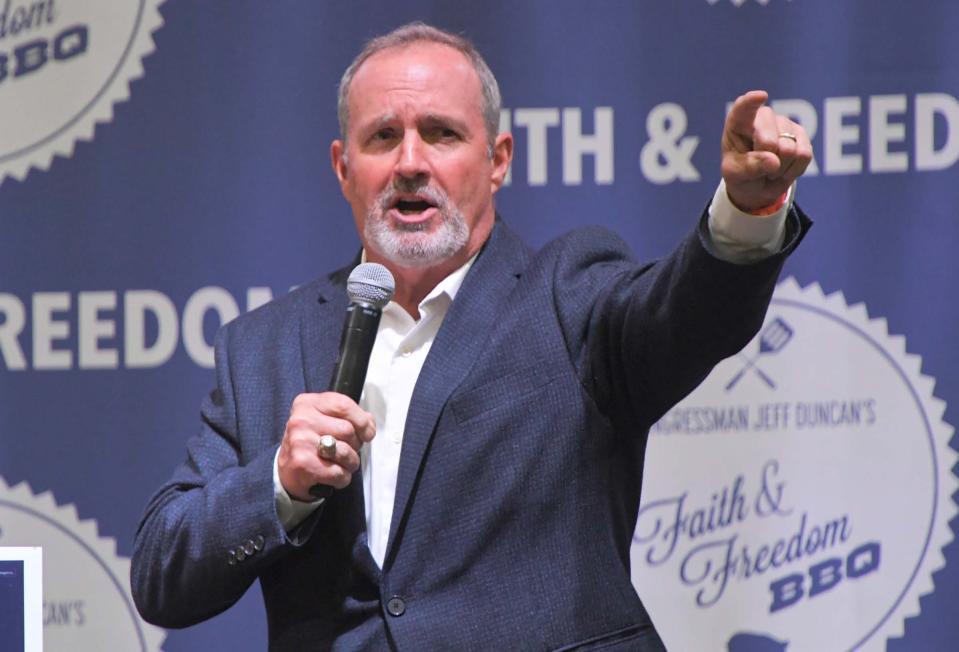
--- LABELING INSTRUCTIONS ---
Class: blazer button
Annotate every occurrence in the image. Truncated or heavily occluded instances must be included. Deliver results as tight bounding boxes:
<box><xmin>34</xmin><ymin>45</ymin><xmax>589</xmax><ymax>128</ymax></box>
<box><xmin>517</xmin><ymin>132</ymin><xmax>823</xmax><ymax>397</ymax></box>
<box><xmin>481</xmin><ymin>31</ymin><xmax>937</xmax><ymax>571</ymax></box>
<box><xmin>236</xmin><ymin>548</ymin><xmax>246</xmax><ymax>562</ymax></box>
<box><xmin>227</xmin><ymin>550</ymin><xmax>237</xmax><ymax>566</ymax></box>
<box><xmin>386</xmin><ymin>596</ymin><xmax>406</xmax><ymax>617</ymax></box>
<box><xmin>243</xmin><ymin>540</ymin><xmax>256</xmax><ymax>556</ymax></box>
<box><xmin>253</xmin><ymin>535</ymin><xmax>265</xmax><ymax>551</ymax></box>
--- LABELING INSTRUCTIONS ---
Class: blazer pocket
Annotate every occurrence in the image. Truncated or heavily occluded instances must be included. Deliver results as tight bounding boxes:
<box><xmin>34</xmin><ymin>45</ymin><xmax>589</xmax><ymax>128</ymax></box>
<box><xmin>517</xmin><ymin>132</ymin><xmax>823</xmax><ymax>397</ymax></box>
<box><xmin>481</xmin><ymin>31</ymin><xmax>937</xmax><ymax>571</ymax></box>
<box><xmin>449</xmin><ymin>362</ymin><xmax>556</xmax><ymax>424</ymax></box>
<box><xmin>551</xmin><ymin>623</ymin><xmax>664</xmax><ymax>652</ymax></box>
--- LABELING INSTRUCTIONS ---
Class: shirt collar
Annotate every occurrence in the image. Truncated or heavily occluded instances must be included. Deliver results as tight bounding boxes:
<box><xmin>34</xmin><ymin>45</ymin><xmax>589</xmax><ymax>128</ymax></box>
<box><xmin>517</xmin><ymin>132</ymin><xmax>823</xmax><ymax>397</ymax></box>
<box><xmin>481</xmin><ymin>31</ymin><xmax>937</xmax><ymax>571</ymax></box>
<box><xmin>360</xmin><ymin>250</ymin><xmax>478</xmax><ymax>315</ymax></box>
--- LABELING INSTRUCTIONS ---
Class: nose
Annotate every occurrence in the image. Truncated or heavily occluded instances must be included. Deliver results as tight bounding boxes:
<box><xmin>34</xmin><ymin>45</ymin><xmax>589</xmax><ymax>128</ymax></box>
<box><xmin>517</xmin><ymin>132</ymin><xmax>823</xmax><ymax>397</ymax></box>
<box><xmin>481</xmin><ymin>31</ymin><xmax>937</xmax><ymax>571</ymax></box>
<box><xmin>394</xmin><ymin>130</ymin><xmax>429</xmax><ymax>184</ymax></box>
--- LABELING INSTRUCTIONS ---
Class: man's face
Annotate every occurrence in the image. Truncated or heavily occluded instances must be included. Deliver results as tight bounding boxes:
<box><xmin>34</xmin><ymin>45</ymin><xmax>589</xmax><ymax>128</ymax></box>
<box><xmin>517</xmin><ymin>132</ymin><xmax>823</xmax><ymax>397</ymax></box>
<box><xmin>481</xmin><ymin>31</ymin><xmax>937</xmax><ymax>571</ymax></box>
<box><xmin>331</xmin><ymin>42</ymin><xmax>511</xmax><ymax>269</ymax></box>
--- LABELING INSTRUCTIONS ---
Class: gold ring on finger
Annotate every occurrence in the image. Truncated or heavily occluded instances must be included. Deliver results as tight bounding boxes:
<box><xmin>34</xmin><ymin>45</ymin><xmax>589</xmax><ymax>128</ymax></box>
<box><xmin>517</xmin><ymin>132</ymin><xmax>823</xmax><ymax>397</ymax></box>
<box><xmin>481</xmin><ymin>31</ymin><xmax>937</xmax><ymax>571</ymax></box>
<box><xmin>317</xmin><ymin>435</ymin><xmax>337</xmax><ymax>460</ymax></box>
<box><xmin>778</xmin><ymin>132</ymin><xmax>798</xmax><ymax>143</ymax></box>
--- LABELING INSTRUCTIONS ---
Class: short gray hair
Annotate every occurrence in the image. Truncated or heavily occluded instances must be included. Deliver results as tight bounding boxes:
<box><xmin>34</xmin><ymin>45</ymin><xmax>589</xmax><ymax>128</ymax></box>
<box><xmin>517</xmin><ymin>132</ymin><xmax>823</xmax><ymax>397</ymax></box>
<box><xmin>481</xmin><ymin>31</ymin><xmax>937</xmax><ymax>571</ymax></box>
<box><xmin>337</xmin><ymin>22</ymin><xmax>502</xmax><ymax>149</ymax></box>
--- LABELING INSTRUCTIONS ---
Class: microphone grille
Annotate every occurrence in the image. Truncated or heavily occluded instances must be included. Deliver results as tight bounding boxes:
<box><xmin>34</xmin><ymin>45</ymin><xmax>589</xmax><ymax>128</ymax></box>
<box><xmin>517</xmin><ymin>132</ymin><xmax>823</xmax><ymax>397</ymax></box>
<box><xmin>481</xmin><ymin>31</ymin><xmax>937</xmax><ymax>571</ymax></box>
<box><xmin>347</xmin><ymin>262</ymin><xmax>395</xmax><ymax>309</ymax></box>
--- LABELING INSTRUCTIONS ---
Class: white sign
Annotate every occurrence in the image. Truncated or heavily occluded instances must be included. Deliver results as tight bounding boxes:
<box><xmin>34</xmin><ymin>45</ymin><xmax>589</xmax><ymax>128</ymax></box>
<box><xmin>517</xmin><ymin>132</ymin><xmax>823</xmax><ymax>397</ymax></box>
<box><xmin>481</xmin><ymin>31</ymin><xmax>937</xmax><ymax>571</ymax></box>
<box><xmin>0</xmin><ymin>479</ymin><xmax>165</xmax><ymax>650</ymax></box>
<box><xmin>633</xmin><ymin>279</ymin><xmax>957</xmax><ymax>651</ymax></box>
<box><xmin>0</xmin><ymin>0</ymin><xmax>165</xmax><ymax>183</ymax></box>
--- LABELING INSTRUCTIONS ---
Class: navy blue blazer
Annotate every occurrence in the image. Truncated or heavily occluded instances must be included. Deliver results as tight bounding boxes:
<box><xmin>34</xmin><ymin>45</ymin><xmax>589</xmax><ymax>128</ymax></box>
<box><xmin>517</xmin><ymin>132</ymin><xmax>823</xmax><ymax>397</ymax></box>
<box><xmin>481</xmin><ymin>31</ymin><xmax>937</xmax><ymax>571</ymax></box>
<box><xmin>132</xmin><ymin>209</ymin><xmax>810</xmax><ymax>650</ymax></box>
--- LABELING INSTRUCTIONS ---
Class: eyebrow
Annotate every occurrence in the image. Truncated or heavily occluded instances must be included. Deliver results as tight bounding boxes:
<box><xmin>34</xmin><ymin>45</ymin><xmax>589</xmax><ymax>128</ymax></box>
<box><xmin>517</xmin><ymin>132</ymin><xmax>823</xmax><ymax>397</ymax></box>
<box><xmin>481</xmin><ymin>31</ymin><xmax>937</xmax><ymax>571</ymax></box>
<box><xmin>420</xmin><ymin>113</ymin><xmax>471</xmax><ymax>135</ymax></box>
<box><xmin>358</xmin><ymin>112</ymin><xmax>472</xmax><ymax>136</ymax></box>
<box><xmin>356</xmin><ymin>112</ymin><xmax>399</xmax><ymax>135</ymax></box>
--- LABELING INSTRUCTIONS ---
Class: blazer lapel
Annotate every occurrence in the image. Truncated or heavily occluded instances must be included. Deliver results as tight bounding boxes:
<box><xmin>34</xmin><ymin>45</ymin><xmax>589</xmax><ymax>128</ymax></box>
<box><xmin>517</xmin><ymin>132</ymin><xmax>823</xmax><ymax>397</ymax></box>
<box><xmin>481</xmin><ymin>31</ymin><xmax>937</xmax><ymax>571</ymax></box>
<box><xmin>300</xmin><ymin>265</ymin><xmax>351</xmax><ymax>394</ymax></box>
<box><xmin>384</xmin><ymin>221</ymin><xmax>530</xmax><ymax>567</ymax></box>
<box><xmin>299</xmin><ymin>260</ymin><xmax>381</xmax><ymax>581</ymax></box>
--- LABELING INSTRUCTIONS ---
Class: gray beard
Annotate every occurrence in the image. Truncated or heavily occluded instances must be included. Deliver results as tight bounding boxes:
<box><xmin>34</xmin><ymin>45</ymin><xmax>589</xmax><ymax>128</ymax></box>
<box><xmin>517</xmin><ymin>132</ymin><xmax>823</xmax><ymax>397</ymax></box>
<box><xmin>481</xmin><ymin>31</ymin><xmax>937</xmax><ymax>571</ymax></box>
<box><xmin>364</xmin><ymin>181</ymin><xmax>470</xmax><ymax>268</ymax></box>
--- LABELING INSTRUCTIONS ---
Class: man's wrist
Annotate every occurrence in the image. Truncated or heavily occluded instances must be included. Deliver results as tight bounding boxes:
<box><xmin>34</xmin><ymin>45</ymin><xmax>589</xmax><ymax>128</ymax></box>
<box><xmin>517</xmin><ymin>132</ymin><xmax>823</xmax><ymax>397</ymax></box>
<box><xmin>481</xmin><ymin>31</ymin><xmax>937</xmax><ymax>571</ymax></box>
<box><xmin>747</xmin><ymin>191</ymin><xmax>789</xmax><ymax>217</ymax></box>
<box><xmin>706</xmin><ymin>179</ymin><xmax>794</xmax><ymax>264</ymax></box>
<box><xmin>273</xmin><ymin>447</ymin><xmax>324</xmax><ymax>530</ymax></box>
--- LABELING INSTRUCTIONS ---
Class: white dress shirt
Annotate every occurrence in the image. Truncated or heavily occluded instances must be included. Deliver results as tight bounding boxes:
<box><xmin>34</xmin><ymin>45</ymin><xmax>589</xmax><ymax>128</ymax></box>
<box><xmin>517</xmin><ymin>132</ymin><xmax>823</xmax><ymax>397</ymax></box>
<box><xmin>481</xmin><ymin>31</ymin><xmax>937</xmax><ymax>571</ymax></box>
<box><xmin>273</xmin><ymin>180</ymin><xmax>794</xmax><ymax>568</ymax></box>
<box><xmin>357</xmin><ymin>257</ymin><xmax>474</xmax><ymax>565</ymax></box>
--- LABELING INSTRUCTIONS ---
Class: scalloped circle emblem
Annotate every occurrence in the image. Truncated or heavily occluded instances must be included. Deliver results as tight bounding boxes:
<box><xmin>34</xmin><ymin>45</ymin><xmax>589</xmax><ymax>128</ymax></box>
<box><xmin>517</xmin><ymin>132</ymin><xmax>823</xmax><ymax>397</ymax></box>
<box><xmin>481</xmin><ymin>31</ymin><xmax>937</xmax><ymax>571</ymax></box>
<box><xmin>631</xmin><ymin>278</ymin><xmax>957</xmax><ymax>651</ymax></box>
<box><xmin>0</xmin><ymin>478</ymin><xmax>165</xmax><ymax>650</ymax></box>
<box><xmin>0</xmin><ymin>0</ymin><xmax>164</xmax><ymax>184</ymax></box>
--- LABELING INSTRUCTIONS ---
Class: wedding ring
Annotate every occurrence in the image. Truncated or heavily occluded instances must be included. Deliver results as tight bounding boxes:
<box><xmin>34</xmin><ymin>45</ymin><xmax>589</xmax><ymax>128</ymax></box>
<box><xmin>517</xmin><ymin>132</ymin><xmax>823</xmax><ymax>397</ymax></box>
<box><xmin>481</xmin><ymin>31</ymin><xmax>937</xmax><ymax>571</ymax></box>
<box><xmin>778</xmin><ymin>132</ymin><xmax>798</xmax><ymax>142</ymax></box>
<box><xmin>317</xmin><ymin>435</ymin><xmax>337</xmax><ymax>460</ymax></box>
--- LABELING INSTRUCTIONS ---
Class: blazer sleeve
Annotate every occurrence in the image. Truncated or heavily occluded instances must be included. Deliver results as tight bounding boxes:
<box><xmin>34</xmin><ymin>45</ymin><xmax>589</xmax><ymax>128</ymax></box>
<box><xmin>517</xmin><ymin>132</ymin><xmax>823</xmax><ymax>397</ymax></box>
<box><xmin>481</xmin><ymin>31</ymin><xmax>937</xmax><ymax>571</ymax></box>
<box><xmin>556</xmin><ymin>204</ymin><xmax>811</xmax><ymax>433</ymax></box>
<box><xmin>130</xmin><ymin>324</ymin><xmax>306</xmax><ymax>628</ymax></box>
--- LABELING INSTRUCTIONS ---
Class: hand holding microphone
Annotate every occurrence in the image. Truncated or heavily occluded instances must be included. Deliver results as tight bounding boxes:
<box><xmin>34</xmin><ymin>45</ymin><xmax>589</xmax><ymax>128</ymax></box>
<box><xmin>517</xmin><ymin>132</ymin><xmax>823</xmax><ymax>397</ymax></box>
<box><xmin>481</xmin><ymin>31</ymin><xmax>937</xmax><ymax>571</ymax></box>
<box><xmin>277</xmin><ymin>263</ymin><xmax>395</xmax><ymax>502</ymax></box>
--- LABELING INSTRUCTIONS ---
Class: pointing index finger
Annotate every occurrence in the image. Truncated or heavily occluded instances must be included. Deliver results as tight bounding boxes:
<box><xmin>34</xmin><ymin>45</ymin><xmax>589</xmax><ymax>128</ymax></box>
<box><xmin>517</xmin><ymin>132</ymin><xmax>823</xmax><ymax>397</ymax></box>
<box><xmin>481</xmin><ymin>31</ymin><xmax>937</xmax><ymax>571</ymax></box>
<box><xmin>725</xmin><ymin>90</ymin><xmax>770</xmax><ymax>144</ymax></box>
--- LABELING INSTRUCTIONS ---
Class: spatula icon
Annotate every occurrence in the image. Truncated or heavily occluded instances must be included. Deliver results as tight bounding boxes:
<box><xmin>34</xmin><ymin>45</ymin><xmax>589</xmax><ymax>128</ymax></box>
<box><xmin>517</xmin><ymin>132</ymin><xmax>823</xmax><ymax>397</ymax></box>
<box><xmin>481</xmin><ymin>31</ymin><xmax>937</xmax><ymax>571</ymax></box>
<box><xmin>725</xmin><ymin>317</ymin><xmax>793</xmax><ymax>391</ymax></box>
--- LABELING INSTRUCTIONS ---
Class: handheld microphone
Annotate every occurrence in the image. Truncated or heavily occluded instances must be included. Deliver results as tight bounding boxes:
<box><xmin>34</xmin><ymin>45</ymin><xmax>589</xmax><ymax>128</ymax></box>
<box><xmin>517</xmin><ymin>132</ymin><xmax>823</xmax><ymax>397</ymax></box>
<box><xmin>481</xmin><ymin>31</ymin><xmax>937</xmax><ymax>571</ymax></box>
<box><xmin>309</xmin><ymin>262</ymin><xmax>395</xmax><ymax>499</ymax></box>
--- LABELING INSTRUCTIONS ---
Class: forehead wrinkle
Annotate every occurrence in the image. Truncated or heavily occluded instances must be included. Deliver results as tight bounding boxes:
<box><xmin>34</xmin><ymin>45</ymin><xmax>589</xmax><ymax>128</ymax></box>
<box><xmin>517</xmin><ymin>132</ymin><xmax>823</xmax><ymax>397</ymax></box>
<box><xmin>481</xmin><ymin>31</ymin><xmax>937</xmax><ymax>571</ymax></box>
<box><xmin>350</xmin><ymin>44</ymin><xmax>483</xmax><ymax>119</ymax></box>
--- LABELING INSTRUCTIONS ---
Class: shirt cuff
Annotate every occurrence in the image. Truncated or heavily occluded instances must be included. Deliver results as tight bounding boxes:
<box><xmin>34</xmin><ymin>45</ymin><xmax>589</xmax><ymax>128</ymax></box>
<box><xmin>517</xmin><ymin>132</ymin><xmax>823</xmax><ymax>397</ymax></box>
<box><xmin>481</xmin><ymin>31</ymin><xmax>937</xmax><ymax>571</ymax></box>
<box><xmin>273</xmin><ymin>446</ymin><xmax>324</xmax><ymax>531</ymax></box>
<box><xmin>706</xmin><ymin>179</ymin><xmax>794</xmax><ymax>264</ymax></box>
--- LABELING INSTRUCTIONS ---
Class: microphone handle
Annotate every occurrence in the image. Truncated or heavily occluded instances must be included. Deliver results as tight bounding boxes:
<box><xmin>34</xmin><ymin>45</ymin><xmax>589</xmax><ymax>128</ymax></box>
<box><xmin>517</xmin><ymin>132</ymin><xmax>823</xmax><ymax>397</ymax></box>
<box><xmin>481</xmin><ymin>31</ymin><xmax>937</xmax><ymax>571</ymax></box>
<box><xmin>308</xmin><ymin>301</ymin><xmax>382</xmax><ymax>499</ymax></box>
<box><xmin>329</xmin><ymin>302</ymin><xmax>382</xmax><ymax>401</ymax></box>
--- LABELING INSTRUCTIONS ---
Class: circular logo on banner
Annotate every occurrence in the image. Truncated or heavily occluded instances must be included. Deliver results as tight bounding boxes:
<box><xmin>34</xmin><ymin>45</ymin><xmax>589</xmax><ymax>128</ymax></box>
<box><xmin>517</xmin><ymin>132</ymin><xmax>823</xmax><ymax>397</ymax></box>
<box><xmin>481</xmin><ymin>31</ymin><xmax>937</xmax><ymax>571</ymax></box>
<box><xmin>0</xmin><ymin>0</ymin><xmax>164</xmax><ymax>184</ymax></box>
<box><xmin>631</xmin><ymin>278</ymin><xmax>957</xmax><ymax>651</ymax></box>
<box><xmin>0</xmin><ymin>478</ymin><xmax>165</xmax><ymax>651</ymax></box>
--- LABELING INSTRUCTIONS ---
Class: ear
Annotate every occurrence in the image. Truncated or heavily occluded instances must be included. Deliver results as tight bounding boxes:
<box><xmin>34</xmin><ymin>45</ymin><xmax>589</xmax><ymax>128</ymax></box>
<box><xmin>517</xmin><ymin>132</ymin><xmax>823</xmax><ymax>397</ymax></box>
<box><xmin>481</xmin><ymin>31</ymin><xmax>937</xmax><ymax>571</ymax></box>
<box><xmin>331</xmin><ymin>139</ymin><xmax>348</xmax><ymax>188</ymax></box>
<box><xmin>489</xmin><ymin>132</ymin><xmax>513</xmax><ymax>194</ymax></box>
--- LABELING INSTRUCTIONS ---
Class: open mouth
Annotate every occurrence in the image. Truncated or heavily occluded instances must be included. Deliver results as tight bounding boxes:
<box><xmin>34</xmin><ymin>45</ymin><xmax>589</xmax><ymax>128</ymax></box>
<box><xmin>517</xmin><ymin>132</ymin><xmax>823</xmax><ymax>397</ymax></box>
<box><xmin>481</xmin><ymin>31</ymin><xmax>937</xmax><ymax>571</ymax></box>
<box><xmin>387</xmin><ymin>192</ymin><xmax>441</xmax><ymax>224</ymax></box>
<box><xmin>394</xmin><ymin>199</ymin><xmax>434</xmax><ymax>215</ymax></box>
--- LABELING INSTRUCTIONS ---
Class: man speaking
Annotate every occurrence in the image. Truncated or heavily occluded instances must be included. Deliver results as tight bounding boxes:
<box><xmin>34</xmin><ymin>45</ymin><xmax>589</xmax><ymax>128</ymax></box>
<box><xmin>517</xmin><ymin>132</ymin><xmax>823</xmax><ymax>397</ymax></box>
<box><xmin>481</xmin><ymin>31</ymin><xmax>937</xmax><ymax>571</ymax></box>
<box><xmin>132</xmin><ymin>22</ymin><xmax>812</xmax><ymax>651</ymax></box>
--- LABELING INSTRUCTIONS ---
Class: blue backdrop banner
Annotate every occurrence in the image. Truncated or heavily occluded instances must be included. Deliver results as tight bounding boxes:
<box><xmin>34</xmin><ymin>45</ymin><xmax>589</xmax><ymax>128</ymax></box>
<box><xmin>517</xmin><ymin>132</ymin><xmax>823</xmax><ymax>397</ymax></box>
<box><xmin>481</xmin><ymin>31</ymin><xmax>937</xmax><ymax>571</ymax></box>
<box><xmin>1</xmin><ymin>1</ymin><xmax>957</xmax><ymax>650</ymax></box>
